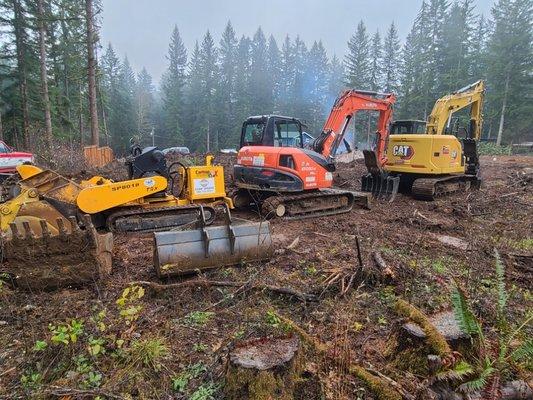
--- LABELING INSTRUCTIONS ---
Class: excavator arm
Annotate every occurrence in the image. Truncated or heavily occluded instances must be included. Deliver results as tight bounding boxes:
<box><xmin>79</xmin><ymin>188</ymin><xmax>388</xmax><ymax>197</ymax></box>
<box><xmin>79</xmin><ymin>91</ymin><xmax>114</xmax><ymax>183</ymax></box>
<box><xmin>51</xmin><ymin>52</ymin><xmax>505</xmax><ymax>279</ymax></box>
<box><xmin>315</xmin><ymin>90</ymin><xmax>396</xmax><ymax>165</ymax></box>
<box><xmin>426</xmin><ymin>80</ymin><xmax>485</xmax><ymax>139</ymax></box>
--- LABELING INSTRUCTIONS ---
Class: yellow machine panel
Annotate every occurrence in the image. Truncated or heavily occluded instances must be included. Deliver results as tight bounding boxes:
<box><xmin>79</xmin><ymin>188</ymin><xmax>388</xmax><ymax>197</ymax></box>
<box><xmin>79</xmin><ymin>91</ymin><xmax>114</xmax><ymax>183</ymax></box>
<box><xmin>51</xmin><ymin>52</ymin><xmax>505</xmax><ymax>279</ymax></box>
<box><xmin>385</xmin><ymin>134</ymin><xmax>464</xmax><ymax>175</ymax></box>
<box><xmin>186</xmin><ymin>156</ymin><xmax>227</xmax><ymax>201</ymax></box>
<box><xmin>76</xmin><ymin>175</ymin><xmax>169</xmax><ymax>214</ymax></box>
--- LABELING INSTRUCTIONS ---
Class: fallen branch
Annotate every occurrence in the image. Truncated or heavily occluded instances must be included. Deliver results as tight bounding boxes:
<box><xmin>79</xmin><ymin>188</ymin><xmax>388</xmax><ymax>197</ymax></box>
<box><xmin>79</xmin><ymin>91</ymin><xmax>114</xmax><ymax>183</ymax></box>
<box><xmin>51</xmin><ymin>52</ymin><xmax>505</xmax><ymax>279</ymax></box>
<box><xmin>127</xmin><ymin>280</ymin><xmax>316</xmax><ymax>303</ymax></box>
<box><xmin>365</xmin><ymin>363</ymin><xmax>416</xmax><ymax>400</ymax></box>
<box><xmin>46</xmin><ymin>386</ymin><xmax>124</xmax><ymax>399</ymax></box>
<box><xmin>371</xmin><ymin>251</ymin><xmax>396</xmax><ymax>282</ymax></box>
<box><xmin>273</xmin><ymin>311</ymin><xmax>403</xmax><ymax>400</ymax></box>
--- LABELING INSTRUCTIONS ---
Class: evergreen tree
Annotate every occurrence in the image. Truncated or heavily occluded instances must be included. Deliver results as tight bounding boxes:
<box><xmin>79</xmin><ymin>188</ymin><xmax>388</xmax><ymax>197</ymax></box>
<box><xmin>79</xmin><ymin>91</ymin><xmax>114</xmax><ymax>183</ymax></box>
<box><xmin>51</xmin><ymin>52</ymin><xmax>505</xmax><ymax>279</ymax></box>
<box><xmin>184</xmin><ymin>31</ymin><xmax>218</xmax><ymax>151</ymax></box>
<box><xmin>216</xmin><ymin>21</ymin><xmax>238</xmax><ymax>148</ymax></box>
<box><xmin>160</xmin><ymin>25</ymin><xmax>187</xmax><ymax>145</ymax></box>
<box><xmin>369</xmin><ymin>30</ymin><xmax>383</xmax><ymax>91</ymax></box>
<box><xmin>328</xmin><ymin>54</ymin><xmax>345</xmax><ymax>101</ymax></box>
<box><xmin>345</xmin><ymin>20</ymin><xmax>371</xmax><ymax>89</ymax></box>
<box><xmin>470</xmin><ymin>14</ymin><xmax>488</xmax><ymax>80</ymax></box>
<box><xmin>277</xmin><ymin>35</ymin><xmax>295</xmax><ymax>113</ymax></box>
<box><xmin>135</xmin><ymin>67</ymin><xmax>154</xmax><ymax>138</ymax></box>
<box><xmin>102</xmin><ymin>49</ymin><xmax>136</xmax><ymax>151</ymax></box>
<box><xmin>249</xmin><ymin>27</ymin><xmax>271</xmax><ymax>114</ymax></box>
<box><xmin>398</xmin><ymin>31</ymin><xmax>418</xmax><ymax>119</ymax></box>
<box><xmin>382</xmin><ymin>22</ymin><xmax>401</xmax><ymax>94</ymax></box>
<box><xmin>308</xmin><ymin>41</ymin><xmax>329</xmax><ymax>131</ymax></box>
<box><xmin>267</xmin><ymin>35</ymin><xmax>281</xmax><ymax>112</ymax></box>
<box><xmin>183</xmin><ymin>41</ymin><xmax>202</xmax><ymax>149</ymax></box>
<box><xmin>440</xmin><ymin>0</ymin><xmax>476</xmax><ymax>92</ymax></box>
<box><xmin>233</xmin><ymin>35</ymin><xmax>251</xmax><ymax>145</ymax></box>
<box><xmin>291</xmin><ymin>35</ymin><xmax>309</xmax><ymax>119</ymax></box>
<box><xmin>487</xmin><ymin>0</ymin><xmax>532</xmax><ymax>144</ymax></box>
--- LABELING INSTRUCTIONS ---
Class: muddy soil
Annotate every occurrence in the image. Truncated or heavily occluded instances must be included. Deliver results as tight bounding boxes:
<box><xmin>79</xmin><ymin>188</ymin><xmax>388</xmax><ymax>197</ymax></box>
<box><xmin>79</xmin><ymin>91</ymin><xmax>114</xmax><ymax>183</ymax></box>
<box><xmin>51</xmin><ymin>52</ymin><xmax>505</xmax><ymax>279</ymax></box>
<box><xmin>0</xmin><ymin>154</ymin><xmax>531</xmax><ymax>399</ymax></box>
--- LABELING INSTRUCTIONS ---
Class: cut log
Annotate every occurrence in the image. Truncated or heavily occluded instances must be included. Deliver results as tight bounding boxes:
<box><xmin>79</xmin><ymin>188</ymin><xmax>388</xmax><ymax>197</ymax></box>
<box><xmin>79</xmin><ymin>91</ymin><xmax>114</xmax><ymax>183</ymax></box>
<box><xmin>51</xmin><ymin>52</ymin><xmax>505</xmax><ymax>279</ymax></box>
<box><xmin>225</xmin><ymin>335</ymin><xmax>302</xmax><ymax>400</ymax></box>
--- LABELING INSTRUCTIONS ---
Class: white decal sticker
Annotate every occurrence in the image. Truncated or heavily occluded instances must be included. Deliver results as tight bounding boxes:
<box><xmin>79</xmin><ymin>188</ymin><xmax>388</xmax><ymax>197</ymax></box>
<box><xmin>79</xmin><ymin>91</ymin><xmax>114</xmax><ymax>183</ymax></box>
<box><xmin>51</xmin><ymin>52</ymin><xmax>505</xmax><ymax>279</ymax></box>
<box><xmin>144</xmin><ymin>178</ymin><xmax>156</xmax><ymax>188</ymax></box>
<box><xmin>193</xmin><ymin>177</ymin><xmax>216</xmax><ymax>194</ymax></box>
<box><xmin>305</xmin><ymin>176</ymin><xmax>316</xmax><ymax>182</ymax></box>
<box><xmin>325</xmin><ymin>172</ymin><xmax>333</xmax><ymax>181</ymax></box>
<box><xmin>252</xmin><ymin>156</ymin><xmax>264</xmax><ymax>166</ymax></box>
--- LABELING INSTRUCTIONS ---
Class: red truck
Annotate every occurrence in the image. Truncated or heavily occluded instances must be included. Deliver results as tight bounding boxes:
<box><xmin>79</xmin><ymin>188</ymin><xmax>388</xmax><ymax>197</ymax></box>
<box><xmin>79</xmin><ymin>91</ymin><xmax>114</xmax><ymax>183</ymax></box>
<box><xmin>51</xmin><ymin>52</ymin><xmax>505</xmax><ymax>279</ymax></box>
<box><xmin>0</xmin><ymin>141</ymin><xmax>34</xmax><ymax>182</ymax></box>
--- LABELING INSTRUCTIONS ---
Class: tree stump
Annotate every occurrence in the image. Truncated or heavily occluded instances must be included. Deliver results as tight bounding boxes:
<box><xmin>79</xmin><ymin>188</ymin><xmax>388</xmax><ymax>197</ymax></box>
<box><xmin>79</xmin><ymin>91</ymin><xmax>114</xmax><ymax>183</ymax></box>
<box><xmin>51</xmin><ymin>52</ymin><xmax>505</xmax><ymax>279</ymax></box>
<box><xmin>225</xmin><ymin>335</ymin><xmax>302</xmax><ymax>400</ymax></box>
<box><xmin>387</xmin><ymin>310</ymin><xmax>473</xmax><ymax>375</ymax></box>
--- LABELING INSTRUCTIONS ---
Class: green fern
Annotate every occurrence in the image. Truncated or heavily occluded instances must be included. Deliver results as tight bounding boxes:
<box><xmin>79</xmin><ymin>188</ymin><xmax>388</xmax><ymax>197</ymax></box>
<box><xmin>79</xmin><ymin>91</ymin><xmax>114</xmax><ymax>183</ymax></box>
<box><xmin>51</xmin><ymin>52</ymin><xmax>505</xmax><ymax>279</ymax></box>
<box><xmin>451</xmin><ymin>283</ymin><xmax>481</xmax><ymax>337</ymax></box>
<box><xmin>458</xmin><ymin>365</ymin><xmax>495</xmax><ymax>393</ymax></box>
<box><xmin>510</xmin><ymin>339</ymin><xmax>533</xmax><ymax>363</ymax></box>
<box><xmin>435</xmin><ymin>360</ymin><xmax>474</xmax><ymax>382</ymax></box>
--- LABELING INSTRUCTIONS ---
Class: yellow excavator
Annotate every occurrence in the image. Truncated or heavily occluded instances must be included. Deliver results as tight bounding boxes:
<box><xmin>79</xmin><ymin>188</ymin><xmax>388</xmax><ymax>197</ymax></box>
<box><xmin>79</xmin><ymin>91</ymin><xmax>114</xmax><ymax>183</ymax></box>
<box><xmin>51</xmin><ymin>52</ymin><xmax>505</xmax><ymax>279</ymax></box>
<box><xmin>0</xmin><ymin>148</ymin><xmax>234</xmax><ymax>289</ymax></box>
<box><xmin>363</xmin><ymin>80</ymin><xmax>485</xmax><ymax>200</ymax></box>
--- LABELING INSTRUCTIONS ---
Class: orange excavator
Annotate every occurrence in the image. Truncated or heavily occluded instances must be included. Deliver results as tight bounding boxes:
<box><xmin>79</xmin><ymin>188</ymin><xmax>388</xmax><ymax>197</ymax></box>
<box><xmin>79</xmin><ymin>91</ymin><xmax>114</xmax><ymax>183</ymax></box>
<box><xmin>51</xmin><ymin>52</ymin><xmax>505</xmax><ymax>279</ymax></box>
<box><xmin>233</xmin><ymin>90</ymin><xmax>396</xmax><ymax>218</ymax></box>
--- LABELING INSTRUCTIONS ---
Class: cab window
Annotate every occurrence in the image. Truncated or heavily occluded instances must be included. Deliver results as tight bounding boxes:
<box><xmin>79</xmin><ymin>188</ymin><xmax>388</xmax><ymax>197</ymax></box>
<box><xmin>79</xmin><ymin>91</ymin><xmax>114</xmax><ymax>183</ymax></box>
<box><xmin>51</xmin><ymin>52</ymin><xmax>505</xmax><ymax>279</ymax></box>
<box><xmin>243</xmin><ymin>122</ymin><xmax>265</xmax><ymax>146</ymax></box>
<box><xmin>0</xmin><ymin>142</ymin><xmax>10</xmax><ymax>153</ymax></box>
<box><xmin>391</xmin><ymin>122</ymin><xmax>426</xmax><ymax>134</ymax></box>
<box><xmin>274</xmin><ymin>121</ymin><xmax>301</xmax><ymax>147</ymax></box>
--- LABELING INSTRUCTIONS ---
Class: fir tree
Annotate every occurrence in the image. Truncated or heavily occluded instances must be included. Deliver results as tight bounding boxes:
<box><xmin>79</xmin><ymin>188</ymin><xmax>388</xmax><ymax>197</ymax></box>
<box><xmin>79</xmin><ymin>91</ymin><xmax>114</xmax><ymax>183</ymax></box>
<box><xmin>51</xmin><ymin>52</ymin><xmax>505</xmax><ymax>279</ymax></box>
<box><xmin>278</xmin><ymin>35</ymin><xmax>295</xmax><ymax>113</ymax></box>
<box><xmin>382</xmin><ymin>22</ymin><xmax>401</xmax><ymax>94</ymax></box>
<box><xmin>267</xmin><ymin>35</ymin><xmax>281</xmax><ymax>112</ymax></box>
<box><xmin>345</xmin><ymin>20</ymin><xmax>371</xmax><ymax>89</ymax></box>
<box><xmin>216</xmin><ymin>21</ymin><xmax>238</xmax><ymax>148</ymax></box>
<box><xmin>369</xmin><ymin>30</ymin><xmax>383</xmax><ymax>91</ymax></box>
<box><xmin>487</xmin><ymin>0</ymin><xmax>532</xmax><ymax>144</ymax></box>
<box><xmin>160</xmin><ymin>25</ymin><xmax>187</xmax><ymax>145</ymax></box>
<box><xmin>136</xmin><ymin>67</ymin><xmax>154</xmax><ymax>138</ymax></box>
<box><xmin>249</xmin><ymin>27</ymin><xmax>271</xmax><ymax>114</ymax></box>
<box><xmin>308</xmin><ymin>40</ymin><xmax>330</xmax><ymax>131</ymax></box>
<box><xmin>233</xmin><ymin>35</ymin><xmax>251</xmax><ymax>145</ymax></box>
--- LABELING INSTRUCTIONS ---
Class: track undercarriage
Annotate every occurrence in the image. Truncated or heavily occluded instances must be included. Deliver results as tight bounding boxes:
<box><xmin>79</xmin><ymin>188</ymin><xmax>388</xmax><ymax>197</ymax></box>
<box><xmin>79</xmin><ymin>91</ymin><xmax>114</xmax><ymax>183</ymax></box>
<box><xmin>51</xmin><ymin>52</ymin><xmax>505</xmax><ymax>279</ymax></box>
<box><xmin>235</xmin><ymin>188</ymin><xmax>370</xmax><ymax>220</ymax></box>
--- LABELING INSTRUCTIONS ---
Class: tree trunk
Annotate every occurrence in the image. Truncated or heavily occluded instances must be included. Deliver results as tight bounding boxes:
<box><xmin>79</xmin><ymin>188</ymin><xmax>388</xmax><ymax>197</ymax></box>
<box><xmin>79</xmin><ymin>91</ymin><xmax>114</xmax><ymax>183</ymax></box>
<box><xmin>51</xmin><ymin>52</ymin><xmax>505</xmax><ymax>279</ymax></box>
<box><xmin>13</xmin><ymin>0</ymin><xmax>30</xmax><ymax>149</ymax></box>
<box><xmin>496</xmin><ymin>73</ymin><xmax>510</xmax><ymax>146</ymax></box>
<box><xmin>85</xmin><ymin>0</ymin><xmax>99</xmax><ymax>146</ymax></box>
<box><xmin>38</xmin><ymin>0</ymin><xmax>53</xmax><ymax>149</ymax></box>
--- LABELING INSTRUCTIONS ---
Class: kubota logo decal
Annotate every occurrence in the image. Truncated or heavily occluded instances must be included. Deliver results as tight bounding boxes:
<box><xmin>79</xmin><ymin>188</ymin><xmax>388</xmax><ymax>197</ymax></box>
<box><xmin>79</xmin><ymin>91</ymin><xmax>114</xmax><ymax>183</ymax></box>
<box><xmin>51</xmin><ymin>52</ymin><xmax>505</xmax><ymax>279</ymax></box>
<box><xmin>392</xmin><ymin>145</ymin><xmax>414</xmax><ymax>160</ymax></box>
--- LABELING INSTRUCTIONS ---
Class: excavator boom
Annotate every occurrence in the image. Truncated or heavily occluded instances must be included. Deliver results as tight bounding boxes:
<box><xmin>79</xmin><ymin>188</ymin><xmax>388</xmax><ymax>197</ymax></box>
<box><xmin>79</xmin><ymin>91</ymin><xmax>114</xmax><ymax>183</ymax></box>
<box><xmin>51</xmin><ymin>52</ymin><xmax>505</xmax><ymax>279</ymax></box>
<box><xmin>316</xmin><ymin>90</ymin><xmax>396</xmax><ymax>165</ymax></box>
<box><xmin>363</xmin><ymin>80</ymin><xmax>486</xmax><ymax>201</ymax></box>
<box><xmin>425</xmin><ymin>80</ymin><xmax>484</xmax><ymax>138</ymax></box>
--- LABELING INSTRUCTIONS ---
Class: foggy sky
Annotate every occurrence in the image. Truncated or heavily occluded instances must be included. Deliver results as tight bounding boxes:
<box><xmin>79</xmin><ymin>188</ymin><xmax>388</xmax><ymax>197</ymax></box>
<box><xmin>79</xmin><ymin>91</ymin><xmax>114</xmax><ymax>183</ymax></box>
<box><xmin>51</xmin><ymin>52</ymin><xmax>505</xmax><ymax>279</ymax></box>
<box><xmin>100</xmin><ymin>0</ymin><xmax>495</xmax><ymax>85</ymax></box>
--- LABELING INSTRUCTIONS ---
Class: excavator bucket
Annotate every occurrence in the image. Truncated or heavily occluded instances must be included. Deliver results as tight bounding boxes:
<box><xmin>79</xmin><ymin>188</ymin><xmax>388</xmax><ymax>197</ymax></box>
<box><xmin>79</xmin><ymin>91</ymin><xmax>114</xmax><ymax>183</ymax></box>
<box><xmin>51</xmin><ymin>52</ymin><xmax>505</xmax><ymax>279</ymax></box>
<box><xmin>361</xmin><ymin>149</ymin><xmax>400</xmax><ymax>202</ymax></box>
<box><xmin>0</xmin><ymin>214</ymin><xmax>113</xmax><ymax>290</ymax></box>
<box><xmin>154</xmin><ymin>204</ymin><xmax>272</xmax><ymax>278</ymax></box>
<box><xmin>361</xmin><ymin>172</ymin><xmax>400</xmax><ymax>202</ymax></box>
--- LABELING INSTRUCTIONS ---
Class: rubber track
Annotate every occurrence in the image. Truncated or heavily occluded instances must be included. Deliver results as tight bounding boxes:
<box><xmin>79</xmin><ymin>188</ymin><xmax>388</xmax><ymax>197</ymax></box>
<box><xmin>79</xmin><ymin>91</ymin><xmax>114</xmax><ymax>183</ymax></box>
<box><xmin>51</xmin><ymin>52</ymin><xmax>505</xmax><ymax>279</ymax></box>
<box><xmin>262</xmin><ymin>189</ymin><xmax>355</xmax><ymax>220</ymax></box>
<box><xmin>106</xmin><ymin>205</ymin><xmax>216</xmax><ymax>232</ymax></box>
<box><xmin>412</xmin><ymin>175</ymin><xmax>481</xmax><ymax>201</ymax></box>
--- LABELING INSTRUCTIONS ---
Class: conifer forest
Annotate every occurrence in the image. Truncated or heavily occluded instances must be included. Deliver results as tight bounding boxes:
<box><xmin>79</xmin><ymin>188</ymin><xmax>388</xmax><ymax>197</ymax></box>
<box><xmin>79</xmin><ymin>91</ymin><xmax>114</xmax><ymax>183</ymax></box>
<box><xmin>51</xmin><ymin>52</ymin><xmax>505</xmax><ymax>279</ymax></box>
<box><xmin>0</xmin><ymin>1</ymin><xmax>531</xmax><ymax>399</ymax></box>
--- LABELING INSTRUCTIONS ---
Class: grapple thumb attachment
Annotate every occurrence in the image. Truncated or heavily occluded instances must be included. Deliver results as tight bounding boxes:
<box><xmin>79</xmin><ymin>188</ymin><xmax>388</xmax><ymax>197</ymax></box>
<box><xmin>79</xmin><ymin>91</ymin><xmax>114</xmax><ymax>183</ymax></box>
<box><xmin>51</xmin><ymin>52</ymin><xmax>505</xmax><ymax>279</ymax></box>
<box><xmin>154</xmin><ymin>204</ymin><xmax>273</xmax><ymax>278</ymax></box>
<box><xmin>361</xmin><ymin>173</ymin><xmax>400</xmax><ymax>202</ymax></box>
<box><xmin>1</xmin><ymin>215</ymin><xmax>113</xmax><ymax>290</ymax></box>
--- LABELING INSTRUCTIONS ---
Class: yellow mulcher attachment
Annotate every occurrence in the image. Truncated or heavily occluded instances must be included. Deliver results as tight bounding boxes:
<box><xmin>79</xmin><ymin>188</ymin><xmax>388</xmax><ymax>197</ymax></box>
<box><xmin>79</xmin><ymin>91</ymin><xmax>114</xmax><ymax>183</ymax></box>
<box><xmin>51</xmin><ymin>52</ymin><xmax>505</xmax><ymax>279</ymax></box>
<box><xmin>0</xmin><ymin>165</ymin><xmax>113</xmax><ymax>290</ymax></box>
<box><xmin>1</xmin><ymin>149</ymin><xmax>271</xmax><ymax>288</ymax></box>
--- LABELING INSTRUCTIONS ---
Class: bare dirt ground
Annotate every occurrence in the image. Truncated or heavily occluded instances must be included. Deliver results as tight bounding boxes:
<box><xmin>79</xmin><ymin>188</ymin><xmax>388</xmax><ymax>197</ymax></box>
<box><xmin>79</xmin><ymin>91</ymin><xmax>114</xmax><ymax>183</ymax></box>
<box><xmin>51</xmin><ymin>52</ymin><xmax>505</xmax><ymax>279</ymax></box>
<box><xmin>0</xmin><ymin>154</ymin><xmax>531</xmax><ymax>399</ymax></box>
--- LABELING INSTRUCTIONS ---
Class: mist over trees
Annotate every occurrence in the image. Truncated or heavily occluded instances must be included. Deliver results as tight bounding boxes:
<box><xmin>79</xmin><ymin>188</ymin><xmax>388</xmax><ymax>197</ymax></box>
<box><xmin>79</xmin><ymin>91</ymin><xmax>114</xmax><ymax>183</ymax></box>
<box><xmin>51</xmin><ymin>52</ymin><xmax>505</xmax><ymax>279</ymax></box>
<box><xmin>0</xmin><ymin>0</ymin><xmax>531</xmax><ymax>154</ymax></box>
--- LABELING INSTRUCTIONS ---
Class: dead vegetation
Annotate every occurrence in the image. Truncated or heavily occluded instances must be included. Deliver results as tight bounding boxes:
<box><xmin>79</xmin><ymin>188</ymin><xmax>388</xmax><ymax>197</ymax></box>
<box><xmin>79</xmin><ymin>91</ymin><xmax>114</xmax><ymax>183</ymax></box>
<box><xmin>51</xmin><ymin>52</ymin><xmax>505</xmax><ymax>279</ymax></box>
<box><xmin>0</xmin><ymin>154</ymin><xmax>532</xmax><ymax>399</ymax></box>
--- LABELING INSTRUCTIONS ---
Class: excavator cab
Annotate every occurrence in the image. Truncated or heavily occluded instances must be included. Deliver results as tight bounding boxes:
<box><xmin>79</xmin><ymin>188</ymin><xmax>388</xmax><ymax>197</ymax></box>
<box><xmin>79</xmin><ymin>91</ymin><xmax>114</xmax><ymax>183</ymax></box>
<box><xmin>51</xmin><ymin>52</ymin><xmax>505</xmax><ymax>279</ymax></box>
<box><xmin>390</xmin><ymin>120</ymin><xmax>427</xmax><ymax>135</ymax></box>
<box><xmin>240</xmin><ymin>115</ymin><xmax>306</xmax><ymax>149</ymax></box>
